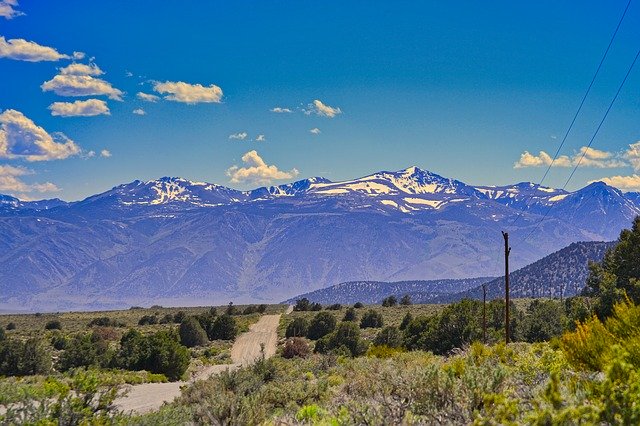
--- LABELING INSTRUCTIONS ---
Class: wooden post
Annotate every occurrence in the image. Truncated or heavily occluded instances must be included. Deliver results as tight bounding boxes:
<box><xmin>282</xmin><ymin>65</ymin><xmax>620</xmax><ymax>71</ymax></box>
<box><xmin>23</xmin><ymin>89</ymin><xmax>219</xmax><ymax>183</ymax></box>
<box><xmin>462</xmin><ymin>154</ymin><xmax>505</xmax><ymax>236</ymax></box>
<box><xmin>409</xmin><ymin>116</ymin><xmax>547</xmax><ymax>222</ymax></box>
<box><xmin>502</xmin><ymin>231</ymin><xmax>511</xmax><ymax>344</ymax></box>
<box><xmin>482</xmin><ymin>283</ymin><xmax>487</xmax><ymax>343</ymax></box>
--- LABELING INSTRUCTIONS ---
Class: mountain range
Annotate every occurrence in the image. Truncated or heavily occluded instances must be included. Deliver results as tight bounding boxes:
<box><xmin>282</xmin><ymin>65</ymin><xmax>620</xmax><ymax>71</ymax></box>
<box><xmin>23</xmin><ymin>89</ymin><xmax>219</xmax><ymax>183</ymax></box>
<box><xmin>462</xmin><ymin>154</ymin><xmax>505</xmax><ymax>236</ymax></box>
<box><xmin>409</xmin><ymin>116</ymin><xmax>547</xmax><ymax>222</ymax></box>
<box><xmin>0</xmin><ymin>166</ymin><xmax>637</xmax><ymax>311</ymax></box>
<box><xmin>286</xmin><ymin>241</ymin><xmax>613</xmax><ymax>305</ymax></box>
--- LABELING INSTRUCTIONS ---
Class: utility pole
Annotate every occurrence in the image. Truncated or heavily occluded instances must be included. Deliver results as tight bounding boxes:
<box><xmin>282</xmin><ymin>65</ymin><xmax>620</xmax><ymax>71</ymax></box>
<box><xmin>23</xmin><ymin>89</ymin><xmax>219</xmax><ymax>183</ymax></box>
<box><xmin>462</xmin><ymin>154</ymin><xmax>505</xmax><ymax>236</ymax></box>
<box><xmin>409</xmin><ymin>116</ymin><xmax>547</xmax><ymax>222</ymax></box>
<box><xmin>502</xmin><ymin>231</ymin><xmax>511</xmax><ymax>344</ymax></box>
<box><xmin>482</xmin><ymin>283</ymin><xmax>487</xmax><ymax>343</ymax></box>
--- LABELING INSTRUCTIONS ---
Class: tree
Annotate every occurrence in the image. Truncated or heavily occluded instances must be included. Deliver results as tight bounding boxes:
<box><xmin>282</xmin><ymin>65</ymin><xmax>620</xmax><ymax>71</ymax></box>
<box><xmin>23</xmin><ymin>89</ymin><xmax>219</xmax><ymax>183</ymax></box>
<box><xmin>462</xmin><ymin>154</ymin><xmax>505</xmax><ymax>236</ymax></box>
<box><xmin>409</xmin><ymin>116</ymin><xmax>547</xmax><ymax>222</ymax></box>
<box><xmin>343</xmin><ymin>307</ymin><xmax>358</xmax><ymax>322</ymax></box>
<box><xmin>6</xmin><ymin>322</ymin><xmax>16</xmax><ymax>330</ymax></box>
<box><xmin>314</xmin><ymin>322</ymin><xmax>367</xmax><ymax>357</ymax></box>
<box><xmin>174</xmin><ymin>311</ymin><xmax>187</xmax><ymax>323</ymax></box>
<box><xmin>138</xmin><ymin>315</ymin><xmax>158</xmax><ymax>325</ymax></box>
<box><xmin>353</xmin><ymin>302</ymin><xmax>364</xmax><ymax>309</ymax></box>
<box><xmin>374</xmin><ymin>326</ymin><xmax>403</xmax><ymax>348</ymax></box>
<box><xmin>519</xmin><ymin>300</ymin><xmax>566</xmax><ymax>343</ymax></box>
<box><xmin>286</xmin><ymin>317</ymin><xmax>309</xmax><ymax>338</ymax></box>
<box><xmin>360</xmin><ymin>309</ymin><xmax>384</xmax><ymax>328</ymax></box>
<box><xmin>307</xmin><ymin>312</ymin><xmax>337</xmax><ymax>340</ymax></box>
<box><xmin>179</xmin><ymin>317</ymin><xmax>209</xmax><ymax>347</ymax></box>
<box><xmin>45</xmin><ymin>320</ymin><xmax>62</xmax><ymax>330</ymax></box>
<box><xmin>282</xmin><ymin>337</ymin><xmax>310</xmax><ymax>359</ymax></box>
<box><xmin>210</xmin><ymin>314</ymin><xmax>238</xmax><ymax>340</ymax></box>
<box><xmin>0</xmin><ymin>327</ymin><xmax>5</xmax><ymax>341</ymax></box>
<box><xmin>381</xmin><ymin>296</ymin><xmax>398</xmax><ymax>307</ymax></box>
<box><xmin>584</xmin><ymin>216</ymin><xmax>640</xmax><ymax>318</ymax></box>
<box><xmin>58</xmin><ymin>332</ymin><xmax>109</xmax><ymax>371</ymax></box>
<box><xmin>226</xmin><ymin>302</ymin><xmax>238</xmax><ymax>316</ymax></box>
<box><xmin>400</xmin><ymin>295</ymin><xmax>412</xmax><ymax>306</ymax></box>
<box><xmin>399</xmin><ymin>312</ymin><xmax>413</xmax><ymax>330</ymax></box>
<box><xmin>0</xmin><ymin>338</ymin><xmax>51</xmax><ymax>376</ymax></box>
<box><xmin>294</xmin><ymin>298</ymin><xmax>310</xmax><ymax>311</ymax></box>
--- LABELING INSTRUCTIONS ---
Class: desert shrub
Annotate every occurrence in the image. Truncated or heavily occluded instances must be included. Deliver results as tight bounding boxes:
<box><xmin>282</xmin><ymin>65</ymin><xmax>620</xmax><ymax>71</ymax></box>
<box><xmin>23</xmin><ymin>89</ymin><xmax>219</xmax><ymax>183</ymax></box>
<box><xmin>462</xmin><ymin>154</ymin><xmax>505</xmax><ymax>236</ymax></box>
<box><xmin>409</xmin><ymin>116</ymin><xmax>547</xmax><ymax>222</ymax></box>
<box><xmin>0</xmin><ymin>327</ymin><xmax>5</xmax><ymax>341</ymax></box>
<box><xmin>242</xmin><ymin>305</ymin><xmax>258</xmax><ymax>315</ymax></box>
<box><xmin>114</xmin><ymin>329</ymin><xmax>189</xmax><ymax>381</ymax></box>
<box><xmin>179</xmin><ymin>317</ymin><xmax>209</xmax><ymax>347</ymax></box>
<box><xmin>382</xmin><ymin>295</ymin><xmax>397</xmax><ymax>307</ymax></box>
<box><xmin>400</xmin><ymin>312</ymin><xmax>413</xmax><ymax>330</ymax></box>
<box><xmin>6</xmin><ymin>322</ymin><xmax>16</xmax><ymax>330</ymax></box>
<box><xmin>174</xmin><ymin>311</ymin><xmax>187</xmax><ymax>323</ymax></box>
<box><xmin>138</xmin><ymin>315</ymin><xmax>158</xmax><ymax>326</ymax></box>
<box><xmin>282</xmin><ymin>337</ymin><xmax>311</xmax><ymax>359</ymax></box>
<box><xmin>326</xmin><ymin>304</ymin><xmax>342</xmax><ymax>311</ymax></box>
<box><xmin>88</xmin><ymin>317</ymin><xmax>125</xmax><ymax>327</ymax></box>
<box><xmin>225</xmin><ymin>302</ymin><xmax>238</xmax><ymax>316</ymax></box>
<box><xmin>209</xmin><ymin>314</ymin><xmax>238</xmax><ymax>340</ymax></box>
<box><xmin>51</xmin><ymin>333</ymin><xmax>68</xmax><ymax>350</ymax></box>
<box><xmin>564</xmin><ymin>297</ymin><xmax>592</xmax><ymax>330</ymax></box>
<box><xmin>258</xmin><ymin>304</ymin><xmax>267</xmax><ymax>313</ymax></box>
<box><xmin>519</xmin><ymin>299</ymin><xmax>566</xmax><ymax>342</ymax></box>
<box><xmin>353</xmin><ymin>302</ymin><xmax>364</xmax><ymax>309</ymax></box>
<box><xmin>318</xmin><ymin>322</ymin><xmax>368</xmax><ymax>357</ymax></box>
<box><xmin>0</xmin><ymin>338</ymin><xmax>51</xmax><ymax>376</ymax></box>
<box><xmin>343</xmin><ymin>307</ymin><xmax>357</xmax><ymax>322</ymax></box>
<box><xmin>400</xmin><ymin>295</ymin><xmax>412</xmax><ymax>305</ymax></box>
<box><xmin>294</xmin><ymin>298</ymin><xmax>321</xmax><ymax>311</ymax></box>
<box><xmin>45</xmin><ymin>320</ymin><xmax>62</xmax><ymax>330</ymax></box>
<box><xmin>307</xmin><ymin>312</ymin><xmax>337</xmax><ymax>340</ymax></box>
<box><xmin>374</xmin><ymin>326</ymin><xmax>403</xmax><ymax>348</ymax></box>
<box><xmin>366</xmin><ymin>344</ymin><xmax>404</xmax><ymax>358</ymax></box>
<box><xmin>360</xmin><ymin>309</ymin><xmax>383</xmax><ymax>328</ymax></box>
<box><xmin>286</xmin><ymin>317</ymin><xmax>309</xmax><ymax>338</ymax></box>
<box><xmin>58</xmin><ymin>332</ymin><xmax>109</xmax><ymax>371</ymax></box>
<box><xmin>159</xmin><ymin>314</ymin><xmax>174</xmax><ymax>324</ymax></box>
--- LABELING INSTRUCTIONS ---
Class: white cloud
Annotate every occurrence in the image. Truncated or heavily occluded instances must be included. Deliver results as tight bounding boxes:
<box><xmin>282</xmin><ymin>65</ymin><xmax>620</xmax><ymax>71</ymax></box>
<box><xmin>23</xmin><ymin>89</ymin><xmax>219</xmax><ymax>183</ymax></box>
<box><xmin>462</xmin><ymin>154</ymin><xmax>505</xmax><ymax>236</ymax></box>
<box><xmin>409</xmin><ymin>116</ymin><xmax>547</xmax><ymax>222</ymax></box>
<box><xmin>514</xmin><ymin>147</ymin><xmax>626</xmax><ymax>169</ymax></box>
<box><xmin>310</xmin><ymin>127</ymin><xmax>321</xmax><ymax>134</ymax></box>
<box><xmin>255</xmin><ymin>134</ymin><xmax>266</xmax><ymax>142</ymax></box>
<box><xmin>85</xmin><ymin>150</ymin><xmax>96</xmax><ymax>158</ymax></box>
<box><xmin>72</xmin><ymin>51</ymin><xmax>85</xmax><ymax>60</ymax></box>
<box><xmin>270</xmin><ymin>107</ymin><xmax>292</xmax><ymax>113</ymax></box>
<box><xmin>59</xmin><ymin>62</ymin><xmax>103</xmax><ymax>76</ymax></box>
<box><xmin>0</xmin><ymin>0</ymin><xmax>24</xmax><ymax>19</ymax></box>
<box><xmin>229</xmin><ymin>132</ymin><xmax>248</xmax><ymax>140</ymax></box>
<box><xmin>48</xmin><ymin>99</ymin><xmax>110</xmax><ymax>117</ymax></box>
<box><xmin>624</xmin><ymin>141</ymin><xmax>640</xmax><ymax>171</ymax></box>
<box><xmin>592</xmin><ymin>175</ymin><xmax>640</xmax><ymax>192</ymax></box>
<box><xmin>41</xmin><ymin>74</ymin><xmax>123</xmax><ymax>100</ymax></box>
<box><xmin>137</xmin><ymin>92</ymin><xmax>159</xmax><ymax>102</ymax></box>
<box><xmin>0</xmin><ymin>165</ymin><xmax>60</xmax><ymax>195</ymax></box>
<box><xmin>100</xmin><ymin>149</ymin><xmax>111</xmax><ymax>158</ymax></box>
<box><xmin>125</xmin><ymin>70</ymin><xmax>133</xmax><ymax>77</ymax></box>
<box><xmin>0</xmin><ymin>36</ymin><xmax>69</xmax><ymax>62</ymax></box>
<box><xmin>152</xmin><ymin>81</ymin><xmax>223</xmax><ymax>104</ymax></box>
<box><xmin>226</xmin><ymin>150</ymin><xmax>299</xmax><ymax>185</ymax></box>
<box><xmin>132</xmin><ymin>108</ymin><xmax>146</xmax><ymax>115</ymax></box>
<box><xmin>306</xmin><ymin>99</ymin><xmax>342</xmax><ymax>118</ymax></box>
<box><xmin>0</xmin><ymin>109</ymin><xmax>81</xmax><ymax>161</ymax></box>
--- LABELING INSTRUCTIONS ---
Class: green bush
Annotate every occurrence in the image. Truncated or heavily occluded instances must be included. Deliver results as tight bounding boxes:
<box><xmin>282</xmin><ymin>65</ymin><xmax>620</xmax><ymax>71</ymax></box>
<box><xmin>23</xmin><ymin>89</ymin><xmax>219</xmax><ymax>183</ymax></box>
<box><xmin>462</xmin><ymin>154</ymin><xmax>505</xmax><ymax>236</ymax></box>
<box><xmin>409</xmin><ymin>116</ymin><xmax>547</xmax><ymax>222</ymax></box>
<box><xmin>360</xmin><ymin>309</ymin><xmax>383</xmax><ymax>328</ymax></box>
<box><xmin>374</xmin><ymin>326</ymin><xmax>403</xmax><ymax>348</ymax></box>
<box><xmin>88</xmin><ymin>317</ymin><xmax>125</xmax><ymax>327</ymax></box>
<box><xmin>6</xmin><ymin>322</ymin><xmax>16</xmax><ymax>330</ymax></box>
<box><xmin>0</xmin><ymin>327</ymin><xmax>5</xmax><ymax>341</ymax></box>
<box><xmin>58</xmin><ymin>332</ymin><xmax>109</xmax><ymax>371</ymax></box>
<box><xmin>45</xmin><ymin>320</ymin><xmax>62</xmax><ymax>330</ymax></box>
<box><xmin>307</xmin><ymin>312</ymin><xmax>337</xmax><ymax>340</ymax></box>
<box><xmin>179</xmin><ymin>317</ymin><xmax>209</xmax><ymax>347</ymax></box>
<box><xmin>326</xmin><ymin>304</ymin><xmax>342</xmax><ymax>311</ymax></box>
<box><xmin>353</xmin><ymin>302</ymin><xmax>364</xmax><ymax>309</ymax></box>
<box><xmin>343</xmin><ymin>307</ymin><xmax>358</xmax><ymax>322</ymax></box>
<box><xmin>382</xmin><ymin>296</ymin><xmax>397</xmax><ymax>307</ymax></box>
<box><xmin>400</xmin><ymin>295</ymin><xmax>412</xmax><ymax>305</ymax></box>
<box><xmin>138</xmin><ymin>315</ymin><xmax>158</xmax><ymax>326</ymax></box>
<box><xmin>209</xmin><ymin>314</ymin><xmax>238</xmax><ymax>340</ymax></box>
<box><xmin>519</xmin><ymin>299</ymin><xmax>566</xmax><ymax>342</ymax></box>
<box><xmin>0</xmin><ymin>338</ymin><xmax>51</xmax><ymax>376</ymax></box>
<box><xmin>174</xmin><ymin>311</ymin><xmax>187</xmax><ymax>323</ymax></box>
<box><xmin>400</xmin><ymin>312</ymin><xmax>413</xmax><ymax>330</ymax></box>
<box><xmin>286</xmin><ymin>317</ymin><xmax>309</xmax><ymax>338</ymax></box>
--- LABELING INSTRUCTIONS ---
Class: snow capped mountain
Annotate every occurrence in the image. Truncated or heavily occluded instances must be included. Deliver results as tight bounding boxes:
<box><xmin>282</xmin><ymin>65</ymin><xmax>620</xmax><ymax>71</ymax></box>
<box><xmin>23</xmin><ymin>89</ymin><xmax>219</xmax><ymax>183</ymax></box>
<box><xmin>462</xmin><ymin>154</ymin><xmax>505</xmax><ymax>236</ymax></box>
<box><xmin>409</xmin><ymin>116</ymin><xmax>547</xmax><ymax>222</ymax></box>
<box><xmin>1</xmin><ymin>166</ymin><xmax>639</xmax><ymax>311</ymax></box>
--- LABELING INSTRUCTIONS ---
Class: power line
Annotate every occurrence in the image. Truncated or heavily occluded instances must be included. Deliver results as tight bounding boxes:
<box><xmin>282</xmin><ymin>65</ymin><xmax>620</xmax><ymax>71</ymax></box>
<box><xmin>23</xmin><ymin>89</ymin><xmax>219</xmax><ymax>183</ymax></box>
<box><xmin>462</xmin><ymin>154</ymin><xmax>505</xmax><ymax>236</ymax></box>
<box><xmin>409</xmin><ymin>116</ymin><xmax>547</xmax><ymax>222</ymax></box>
<box><xmin>522</xmin><ymin>46</ymin><xmax>640</xmax><ymax>244</ymax></box>
<box><xmin>508</xmin><ymin>0</ymin><xmax>632</xmax><ymax>229</ymax></box>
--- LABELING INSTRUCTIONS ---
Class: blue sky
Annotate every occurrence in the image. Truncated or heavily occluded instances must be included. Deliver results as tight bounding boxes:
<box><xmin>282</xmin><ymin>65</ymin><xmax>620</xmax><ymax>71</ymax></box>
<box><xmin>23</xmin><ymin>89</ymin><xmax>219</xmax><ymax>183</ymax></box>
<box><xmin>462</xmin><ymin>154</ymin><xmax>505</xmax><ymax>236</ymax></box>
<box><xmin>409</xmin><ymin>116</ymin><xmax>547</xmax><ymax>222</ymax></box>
<box><xmin>1</xmin><ymin>0</ymin><xmax>640</xmax><ymax>200</ymax></box>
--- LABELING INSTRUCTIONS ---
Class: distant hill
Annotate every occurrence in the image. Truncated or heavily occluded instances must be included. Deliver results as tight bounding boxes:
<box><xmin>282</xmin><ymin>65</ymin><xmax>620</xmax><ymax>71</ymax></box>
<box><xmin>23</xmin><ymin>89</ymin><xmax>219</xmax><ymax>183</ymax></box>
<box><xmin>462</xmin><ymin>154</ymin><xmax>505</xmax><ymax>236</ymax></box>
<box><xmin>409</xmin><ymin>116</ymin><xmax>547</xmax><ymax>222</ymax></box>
<box><xmin>436</xmin><ymin>241</ymin><xmax>615</xmax><ymax>303</ymax></box>
<box><xmin>286</xmin><ymin>241</ymin><xmax>614</xmax><ymax>305</ymax></box>
<box><xmin>283</xmin><ymin>277</ymin><xmax>494</xmax><ymax>305</ymax></box>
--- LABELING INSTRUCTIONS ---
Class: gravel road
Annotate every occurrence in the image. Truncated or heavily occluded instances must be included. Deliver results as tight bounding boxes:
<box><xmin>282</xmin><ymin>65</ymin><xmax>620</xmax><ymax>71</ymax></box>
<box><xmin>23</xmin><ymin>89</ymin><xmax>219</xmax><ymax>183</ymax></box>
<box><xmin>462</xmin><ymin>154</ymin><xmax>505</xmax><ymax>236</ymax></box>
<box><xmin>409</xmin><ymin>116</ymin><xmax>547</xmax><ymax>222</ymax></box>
<box><xmin>114</xmin><ymin>312</ymin><xmax>285</xmax><ymax>415</ymax></box>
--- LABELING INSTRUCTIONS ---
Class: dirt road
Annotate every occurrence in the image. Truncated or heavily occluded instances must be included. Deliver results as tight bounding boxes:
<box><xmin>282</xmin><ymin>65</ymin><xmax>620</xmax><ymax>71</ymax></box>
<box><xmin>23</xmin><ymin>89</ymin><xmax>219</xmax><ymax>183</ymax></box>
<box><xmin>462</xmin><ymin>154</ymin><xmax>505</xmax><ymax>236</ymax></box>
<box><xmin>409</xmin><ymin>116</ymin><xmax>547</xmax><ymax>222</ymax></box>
<box><xmin>115</xmin><ymin>312</ymin><xmax>286</xmax><ymax>415</ymax></box>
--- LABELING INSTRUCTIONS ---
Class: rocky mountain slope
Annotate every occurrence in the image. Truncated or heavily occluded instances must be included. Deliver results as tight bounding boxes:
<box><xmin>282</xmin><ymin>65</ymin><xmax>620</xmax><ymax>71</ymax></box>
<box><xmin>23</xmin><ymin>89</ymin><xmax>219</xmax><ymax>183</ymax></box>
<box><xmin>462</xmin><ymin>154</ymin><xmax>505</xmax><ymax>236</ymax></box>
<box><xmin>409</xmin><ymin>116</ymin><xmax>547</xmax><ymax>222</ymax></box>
<box><xmin>0</xmin><ymin>166</ymin><xmax>637</xmax><ymax>311</ymax></box>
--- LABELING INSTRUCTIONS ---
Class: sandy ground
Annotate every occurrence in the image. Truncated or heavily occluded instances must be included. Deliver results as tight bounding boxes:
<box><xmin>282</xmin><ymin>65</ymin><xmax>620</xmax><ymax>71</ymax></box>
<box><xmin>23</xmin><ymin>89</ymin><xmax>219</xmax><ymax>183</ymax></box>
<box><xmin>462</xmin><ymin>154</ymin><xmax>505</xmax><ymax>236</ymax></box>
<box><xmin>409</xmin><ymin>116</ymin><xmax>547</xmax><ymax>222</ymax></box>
<box><xmin>114</xmin><ymin>312</ymin><xmax>286</xmax><ymax>415</ymax></box>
